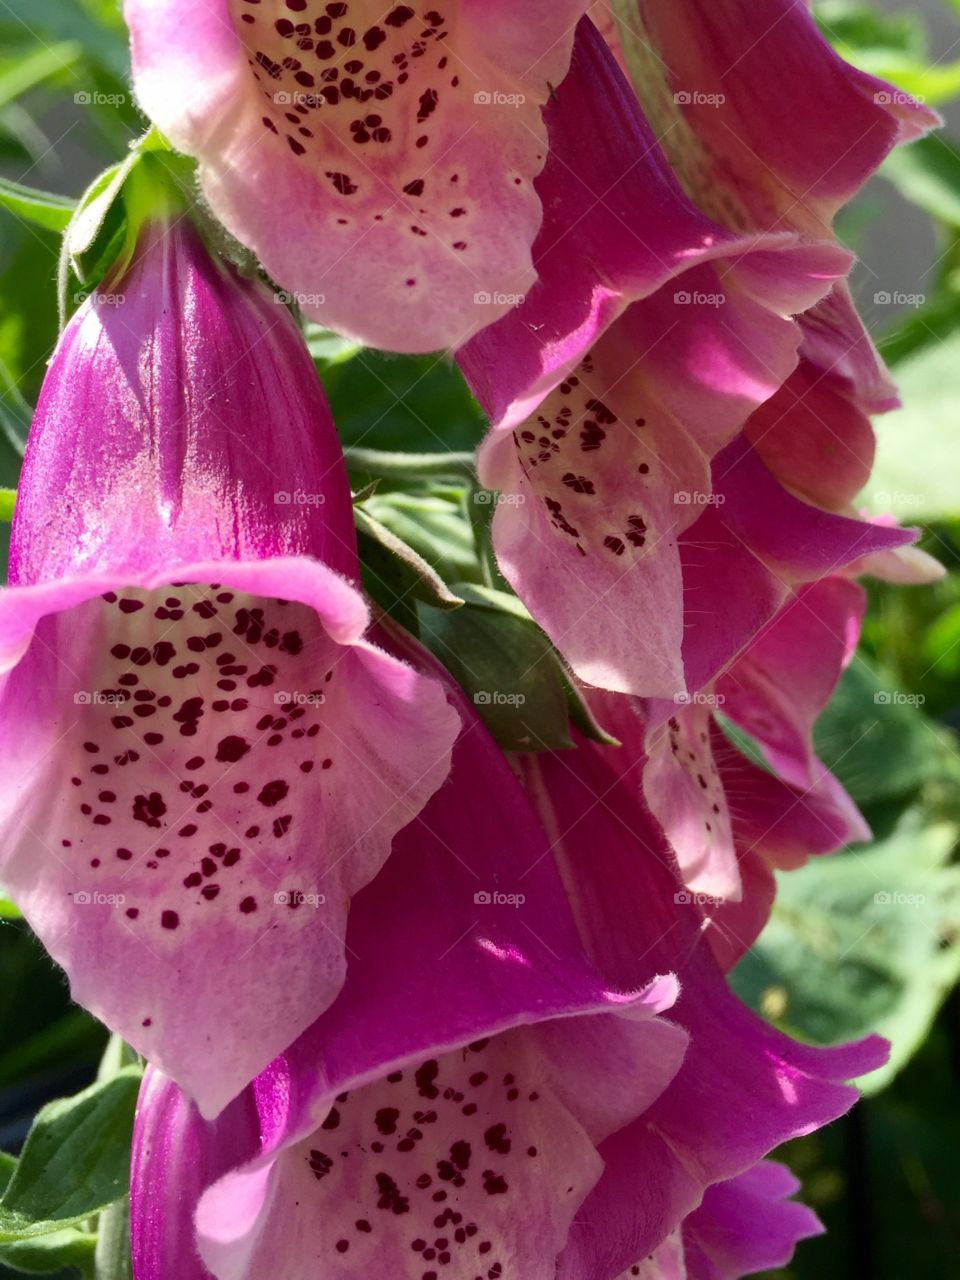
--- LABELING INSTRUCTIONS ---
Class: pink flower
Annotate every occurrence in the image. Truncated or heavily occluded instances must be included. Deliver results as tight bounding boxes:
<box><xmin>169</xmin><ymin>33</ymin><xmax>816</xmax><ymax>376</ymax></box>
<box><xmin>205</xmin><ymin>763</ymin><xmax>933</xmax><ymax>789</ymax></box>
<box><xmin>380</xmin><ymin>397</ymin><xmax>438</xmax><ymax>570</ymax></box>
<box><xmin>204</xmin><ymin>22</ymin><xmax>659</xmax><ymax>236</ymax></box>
<box><xmin>515</xmin><ymin>729</ymin><xmax>885</xmax><ymax>1279</ymax></box>
<box><xmin>604</xmin><ymin>1</ymin><xmax>939</xmax><ymax>415</ymax></box>
<box><xmin>458</xmin><ymin>20</ymin><xmax>908</xmax><ymax>697</ymax></box>
<box><xmin>129</xmin><ymin>660</ymin><xmax>884</xmax><ymax>1279</ymax></box>
<box><xmin>124</xmin><ymin>0</ymin><xmax>591</xmax><ymax>353</ymax></box>
<box><xmin>130</xmin><ymin>674</ymin><xmax>688</xmax><ymax>1279</ymax></box>
<box><xmin>0</xmin><ymin>216</ymin><xmax>459</xmax><ymax>1117</ymax></box>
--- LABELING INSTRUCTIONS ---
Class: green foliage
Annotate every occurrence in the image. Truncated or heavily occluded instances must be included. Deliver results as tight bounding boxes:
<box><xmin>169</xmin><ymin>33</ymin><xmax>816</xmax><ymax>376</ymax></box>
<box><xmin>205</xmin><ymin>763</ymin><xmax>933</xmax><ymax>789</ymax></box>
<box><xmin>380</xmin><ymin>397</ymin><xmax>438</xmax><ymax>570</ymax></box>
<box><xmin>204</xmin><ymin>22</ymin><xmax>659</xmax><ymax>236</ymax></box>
<box><xmin>0</xmin><ymin>2</ymin><xmax>959</xmax><ymax>1278</ymax></box>
<box><xmin>0</xmin><ymin>1068</ymin><xmax>141</xmax><ymax>1242</ymax></box>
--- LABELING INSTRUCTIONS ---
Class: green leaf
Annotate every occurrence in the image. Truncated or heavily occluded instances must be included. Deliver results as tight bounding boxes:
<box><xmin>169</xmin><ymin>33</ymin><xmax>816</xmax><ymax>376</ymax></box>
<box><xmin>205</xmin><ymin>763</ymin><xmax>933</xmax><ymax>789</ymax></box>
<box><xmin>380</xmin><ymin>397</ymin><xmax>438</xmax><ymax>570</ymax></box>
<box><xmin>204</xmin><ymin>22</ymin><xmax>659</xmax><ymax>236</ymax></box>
<box><xmin>0</xmin><ymin>178</ymin><xmax>74</xmax><ymax>233</ymax></box>
<box><xmin>731</xmin><ymin>815</ymin><xmax>960</xmax><ymax>1093</ymax></box>
<box><xmin>0</xmin><ymin>491</ymin><xmax>16</xmax><ymax>522</ymax></box>
<box><xmin>0</xmin><ymin>42</ymin><xmax>82</xmax><ymax>111</ymax></box>
<box><xmin>344</xmin><ymin>447</ymin><xmax>476</xmax><ymax>483</ymax></box>
<box><xmin>362</xmin><ymin>491</ymin><xmax>483</xmax><ymax>587</ymax></box>
<box><xmin>0</xmin><ymin>1227</ymin><xmax>96</xmax><ymax>1276</ymax></box>
<box><xmin>354</xmin><ymin>505</ymin><xmax>464</xmax><ymax>624</ymax></box>
<box><xmin>0</xmin><ymin>1067</ymin><xmax>142</xmax><ymax>1241</ymax></box>
<box><xmin>93</xmin><ymin>1198</ymin><xmax>131</xmax><ymax>1280</ymax></box>
<box><xmin>880</xmin><ymin>133</ymin><xmax>960</xmax><ymax>229</ymax></box>
<box><xmin>813</xmin><ymin>660</ymin><xmax>956</xmax><ymax>810</ymax></box>
<box><xmin>322</xmin><ymin>350</ymin><xmax>486</xmax><ymax>454</ymax></box>
<box><xmin>859</xmin><ymin>331</ymin><xmax>960</xmax><ymax>521</ymax></box>
<box><xmin>419</xmin><ymin>589</ymin><xmax>575</xmax><ymax>751</ymax></box>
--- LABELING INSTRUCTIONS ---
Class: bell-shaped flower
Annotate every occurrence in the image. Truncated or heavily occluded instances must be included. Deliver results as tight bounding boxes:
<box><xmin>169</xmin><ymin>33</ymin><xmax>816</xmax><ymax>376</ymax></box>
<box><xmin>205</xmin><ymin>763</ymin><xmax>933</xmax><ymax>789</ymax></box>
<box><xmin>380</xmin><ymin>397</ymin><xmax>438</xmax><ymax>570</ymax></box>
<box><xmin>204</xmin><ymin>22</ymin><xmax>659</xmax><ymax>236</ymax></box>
<box><xmin>606</xmin><ymin>0</ymin><xmax>937</xmax><ymax>239</ymax></box>
<box><xmin>124</xmin><ymin>0</ymin><xmax>591</xmax><ymax>353</ymax></box>
<box><xmin>130</xmin><ymin>658</ymin><xmax>883</xmax><ymax>1279</ymax></box>
<box><xmin>514</xmin><ymin>724</ymin><xmax>886</xmax><ymax>1279</ymax></box>
<box><xmin>458</xmin><ymin>18</ymin><xmax>873</xmax><ymax>697</ymax></box>
<box><xmin>639</xmin><ymin>578</ymin><xmax>871</xmax><ymax>935</ymax></box>
<box><xmin>604</xmin><ymin>1</ymin><xmax>939</xmax><ymax>418</ymax></box>
<box><xmin>619</xmin><ymin>1162</ymin><xmax>821</xmax><ymax>1278</ymax></box>
<box><xmin>130</xmin><ymin>672</ymin><xmax>688</xmax><ymax>1279</ymax></box>
<box><xmin>0</xmin><ymin>213</ymin><xmax>459</xmax><ymax>1117</ymax></box>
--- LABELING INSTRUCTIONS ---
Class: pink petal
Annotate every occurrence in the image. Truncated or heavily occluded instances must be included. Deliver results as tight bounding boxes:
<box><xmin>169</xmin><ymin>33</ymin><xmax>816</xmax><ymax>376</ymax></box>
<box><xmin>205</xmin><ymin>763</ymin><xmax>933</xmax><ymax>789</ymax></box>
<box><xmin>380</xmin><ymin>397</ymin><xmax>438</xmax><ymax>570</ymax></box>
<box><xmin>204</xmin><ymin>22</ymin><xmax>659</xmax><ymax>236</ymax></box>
<box><xmin>11</xmin><ymin>218</ymin><xmax>357</xmax><ymax>586</ymax></box>
<box><xmin>682</xmin><ymin>1161</ymin><xmax>822</xmax><ymax>1279</ymax></box>
<box><xmin>712</xmin><ymin>436</ymin><xmax>915</xmax><ymax>581</ymax></box>
<box><xmin>132</xmin><ymin>677</ymin><xmax>688</xmax><ymax>1279</ymax></box>
<box><xmin>520</xmin><ymin>737</ymin><xmax>885</xmax><ymax>1278</ymax></box>
<box><xmin>612</xmin><ymin>0</ymin><xmax>939</xmax><ymax>237</ymax></box>
<box><xmin>125</xmin><ymin>0</ymin><xmax>590</xmax><ymax>353</ymax></box>
<box><xmin>0</xmin><ymin>558</ymin><xmax>458</xmax><ymax>1117</ymax></box>
<box><xmin>717</xmin><ymin>579</ymin><xmax>865</xmax><ymax>791</ymax></box>
<box><xmin>744</xmin><ymin>360</ymin><xmax>877</xmax><ymax>510</ymax></box>
<box><xmin>460</xmin><ymin>18</ymin><xmax>850</xmax><ymax>697</ymax></box>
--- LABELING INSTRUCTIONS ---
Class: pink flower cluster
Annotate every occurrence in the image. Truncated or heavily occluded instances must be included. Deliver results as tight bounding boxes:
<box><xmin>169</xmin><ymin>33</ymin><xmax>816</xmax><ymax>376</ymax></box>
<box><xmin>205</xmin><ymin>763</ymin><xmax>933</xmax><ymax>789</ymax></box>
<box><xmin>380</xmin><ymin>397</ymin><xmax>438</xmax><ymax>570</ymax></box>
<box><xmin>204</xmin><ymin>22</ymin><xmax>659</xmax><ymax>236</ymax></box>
<box><xmin>0</xmin><ymin>3</ymin><xmax>939</xmax><ymax>1277</ymax></box>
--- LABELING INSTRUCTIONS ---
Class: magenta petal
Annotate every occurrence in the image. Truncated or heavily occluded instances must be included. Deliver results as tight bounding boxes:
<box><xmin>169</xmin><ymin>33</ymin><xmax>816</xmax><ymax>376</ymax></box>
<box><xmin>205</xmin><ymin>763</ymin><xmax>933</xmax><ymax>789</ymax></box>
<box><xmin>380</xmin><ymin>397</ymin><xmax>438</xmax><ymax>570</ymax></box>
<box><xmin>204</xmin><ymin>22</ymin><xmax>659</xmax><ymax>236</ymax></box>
<box><xmin>717</xmin><ymin>579</ymin><xmax>865</xmax><ymax>791</ymax></box>
<box><xmin>712</xmin><ymin>436</ymin><xmax>915</xmax><ymax>579</ymax></box>
<box><xmin>519</xmin><ymin>734</ymin><xmax>885</xmax><ymax>1278</ymax></box>
<box><xmin>744</xmin><ymin>360</ymin><xmax>877</xmax><ymax>510</ymax></box>
<box><xmin>681</xmin><ymin>1162</ymin><xmax>822</xmax><ymax>1280</ymax></box>
<box><xmin>131</xmin><ymin>1069</ymin><xmax>261</xmax><ymax>1280</ymax></box>
<box><xmin>459</xmin><ymin>19</ymin><xmax>849</xmax><ymax>697</ymax></box>
<box><xmin>0</xmin><ymin>560</ymin><xmax>458</xmax><ymax>1117</ymax></box>
<box><xmin>615</xmin><ymin>0</ymin><xmax>939</xmax><ymax>237</ymax></box>
<box><xmin>128</xmin><ymin>681</ymin><xmax>688</xmax><ymax>1278</ymax></box>
<box><xmin>11</xmin><ymin>220</ymin><xmax>356</xmax><ymax>586</ymax></box>
<box><xmin>125</xmin><ymin>0</ymin><xmax>590</xmax><ymax>353</ymax></box>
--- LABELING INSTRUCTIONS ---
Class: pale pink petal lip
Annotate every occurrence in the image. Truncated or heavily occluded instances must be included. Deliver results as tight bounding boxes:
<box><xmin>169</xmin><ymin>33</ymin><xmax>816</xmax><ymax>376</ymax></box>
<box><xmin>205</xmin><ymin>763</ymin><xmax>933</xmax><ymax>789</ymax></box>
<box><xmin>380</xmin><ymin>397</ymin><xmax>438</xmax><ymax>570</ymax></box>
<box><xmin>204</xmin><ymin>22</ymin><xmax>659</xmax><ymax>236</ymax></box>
<box><xmin>124</xmin><ymin>0</ymin><xmax>592</xmax><ymax>353</ymax></box>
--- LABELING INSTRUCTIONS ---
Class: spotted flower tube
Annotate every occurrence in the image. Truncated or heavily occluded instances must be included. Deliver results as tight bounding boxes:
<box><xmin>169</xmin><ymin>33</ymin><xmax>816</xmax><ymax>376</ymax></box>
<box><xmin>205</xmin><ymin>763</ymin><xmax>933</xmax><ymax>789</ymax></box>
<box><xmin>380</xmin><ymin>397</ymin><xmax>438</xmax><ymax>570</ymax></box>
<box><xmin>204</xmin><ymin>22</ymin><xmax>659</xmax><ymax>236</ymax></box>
<box><xmin>124</xmin><ymin>0</ymin><xmax>591</xmax><ymax>353</ymax></box>
<box><xmin>457</xmin><ymin>17</ymin><xmax>885</xmax><ymax>697</ymax></box>
<box><xmin>130</xmin><ymin>677</ymin><xmax>688</xmax><ymax>1279</ymax></box>
<box><xmin>640</xmin><ymin>576</ymin><xmax>870</xmax><ymax>905</ymax></box>
<box><xmin>128</xmin><ymin>657</ymin><xmax>885</xmax><ymax>1280</ymax></box>
<box><xmin>0</xmin><ymin>211</ymin><xmax>460</xmax><ymax>1117</ymax></box>
<box><xmin>515</xmin><ymin>719</ymin><xmax>887</xmax><ymax>1280</ymax></box>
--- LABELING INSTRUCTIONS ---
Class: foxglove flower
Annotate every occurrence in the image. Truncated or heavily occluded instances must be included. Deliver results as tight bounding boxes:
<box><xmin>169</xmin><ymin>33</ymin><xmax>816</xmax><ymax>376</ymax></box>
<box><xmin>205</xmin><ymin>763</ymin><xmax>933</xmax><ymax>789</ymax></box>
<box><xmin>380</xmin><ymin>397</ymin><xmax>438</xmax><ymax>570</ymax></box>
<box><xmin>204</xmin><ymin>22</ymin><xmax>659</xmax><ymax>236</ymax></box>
<box><xmin>515</xmin><ymin>724</ymin><xmax>886</xmax><ymax>1279</ymax></box>
<box><xmin>124</xmin><ymin>0</ymin><xmax>590</xmax><ymax>353</ymax></box>
<box><xmin>607</xmin><ymin>0</ymin><xmax>937</xmax><ymax>238</ymax></box>
<box><xmin>605</xmin><ymin>0</ymin><xmax>938</xmax><ymax>414</ymax></box>
<box><xmin>131</xmin><ymin>672</ymin><xmax>688</xmax><ymax>1279</ymax></box>
<box><xmin>459</xmin><ymin>19</ymin><xmax>879</xmax><ymax>697</ymax></box>
<box><xmin>628</xmin><ymin>576</ymin><xmax>872</xmax><ymax>975</ymax></box>
<box><xmin>131</xmin><ymin>659</ymin><xmax>883</xmax><ymax>1280</ymax></box>
<box><xmin>623</xmin><ymin>1162</ymin><xmax>821</xmax><ymax>1279</ymax></box>
<box><xmin>0</xmin><ymin>215</ymin><xmax>459</xmax><ymax>1116</ymax></box>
